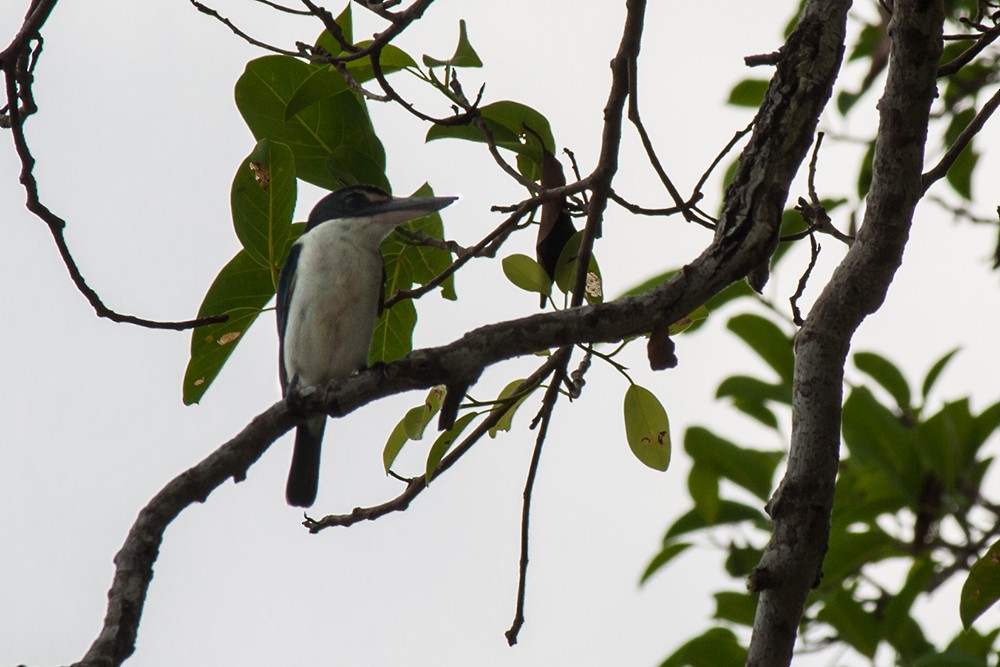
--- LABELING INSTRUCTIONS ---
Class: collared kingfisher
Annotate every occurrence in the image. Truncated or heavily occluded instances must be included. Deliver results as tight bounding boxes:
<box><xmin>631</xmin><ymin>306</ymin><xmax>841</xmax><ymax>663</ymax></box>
<box><xmin>276</xmin><ymin>185</ymin><xmax>457</xmax><ymax>507</ymax></box>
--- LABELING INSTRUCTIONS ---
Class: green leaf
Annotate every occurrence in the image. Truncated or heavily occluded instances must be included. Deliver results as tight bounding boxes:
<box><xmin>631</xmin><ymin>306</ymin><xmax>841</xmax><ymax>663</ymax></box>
<box><xmin>183</xmin><ymin>247</ymin><xmax>287</xmax><ymax>404</ymax></box>
<box><xmin>623</xmin><ymin>384</ymin><xmax>671</xmax><ymax>471</ymax></box>
<box><xmin>724</xmin><ymin>543</ymin><xmax>763</xmax><ymax>577</ymax></box>
<box><xmin>664</xmin><ymin>500</ymin><xmax>768</xmax><ymax>540</ymax></box>
<box><xmin>944</xmin><ymin>626</ymin><xmax>1000</xmax><ymax>661</ymax></box>
<box><xmin>713</xmin><ymin>591</ymin><xmax>757</xmax><ymax>627</ymax></box>
<box><xmin>402</xmin><ymin>386</ymin><xmax>445</xmax><ymax>440</ymax></box>
<box><xmin>283</xmin><ymin>66</ymin><xmax>351</xmax><ymax>121</ymax></box>
<box><xmin>382</xmin><ymin>418</ymin><xmax>410</xmax><ymax>473</ymax></box>
<box><xmin>726</xmin><ymin>314</ymin><xmax>793</xmax><ymax>384</ymax></box>
<box><xmin>426</xmin><ymin>412</ymin><xmax>478</xmax><ymax>483</ymax></box>
<box><xmin>947</xmin><ymin>144</ymin><xmax>978</xmax><ymax>200</ymax></box>
<box><xmin>921</xmin><ymin>347</ymin><xmax>959</xmax><ymax>401</ymax></box>
<box><xmin>961</xmin><ymin>539</ymin><xmax>1000</xmax><ymax>629</ymax></box>
<box><xmin>841</xmin><ymin>386</ymin><xmax>921</xmax><ymax>501</ymax></box>
<box><xmin>502</xmin><ymin>254</ymin><xmax>552</xmax><ymax>296</ymax></box>
<box><xmin>382</xmin><ymin>182</ymin><xmax>457</xmax><ymax>302</ymax></box>
<box><xmin>235</xmin><ymin>55</ymin><xmax>388</xmax><ymax>190</ymax></box>
<box><xmin>727</xmin><ymin>79</ymin><xmax>769</xmax><ymax>107</ymax></box>
<box><xmin>553</xmin><ymin>231</ymin><xmax>603</xmax><ymax>304</ymax></box>
<box><xmin>314</xmin><ymin>3</ymin><xmax>353</xmax><ymax>54</ymax></box>
<box><xmin>822</xmin><ymin>526</ymin><xmax>899</xmax><ymax>584</ymax></box>
<box><xmin>858</xmin><ymin>140</ymin><xmax>875</xmax><ymax>200</ymax></box>
<box><xmin>916</xmin><ymin>399</ymin><xmax>974</xmax><ymax>492</ymax></box>
<box><xmin>659</xmin><ymin>627</ymin><xmax>747</xmax><ymax>667</ymax></box>
<box><xmin>639</xmin><ymin>542</ymin><xmax>692</xmax><ymax>585</ymax></box>
<box><xmin>848</xmin><ymin>22</ymin><xmax>883</xmax><ymax>62</ymax></box>
<box><xmin>422</xmin><ymin>19</ymin><xmax>483</xmax><ymax>68</ymax></box>
<box><xmin>426</xmin><ymin>100</ymin><xmax>553</xmax><ymax>178</ymax></box>
<box><xmin>716</xmin><ymin>375</ymin><xmax>792</xmax><ymax>406</ymax></box>
<box><xmin>369</xmin><ymin>298</ymin><xmax>416</xmax><ymax>365</ymax></box>
<box><xmin>489</xmin><ymin>378</ymin><xmax>537</xmax><ymax>437</ymax></box>
<box><xmin>231</xmin><ymin>139</ymin><xmax>296</xmax><ymax>275</ymax></box>
<box><xmin>684</xmin><ymin>427</ymin><xmax>783</xmax><ymax>501</ymax></box>
<box><xmin>668</xmin><ymin>304</ymin><xmax>709</xmax><ymax>334</ymax></box>
<box><xmin>285</xmin><ymin>44</ymin><xmax>417</xmax><ymax>121</ymax></box>
<box><xmin>854</xmin><ymin>351</ymin><xmax>912</xmax><ymax>412</ymax></box>
<box><xmin>816</xmin><ymin>590</ymin><xmax>880</xmax><ymax>658</ymax></box>
<box><xmin>687</xmin><ymin>465</ymin><xmax>720</xmax><ymax>523</ymax></box>
<box><xmin>946</xmin><ymin>107</ymin><xmax>977</xmax><ymax>146</ymax></box>
<box><xmin>910</xmin><ymin>652</ymin><xmax>992</xmax><ymax>667</ymax></box>
<box><xmin>883</xmin><ymin>560</ymin><xmax>935</xmax><ymax>659</ymax></box>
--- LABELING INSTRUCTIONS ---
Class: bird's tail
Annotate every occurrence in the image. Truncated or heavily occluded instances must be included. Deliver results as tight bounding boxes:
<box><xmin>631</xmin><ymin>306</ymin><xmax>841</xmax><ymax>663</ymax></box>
<box><xmin>286</xmin><ymin>417</ymin><xmax>325</xmax><ymax>507</ymax></box>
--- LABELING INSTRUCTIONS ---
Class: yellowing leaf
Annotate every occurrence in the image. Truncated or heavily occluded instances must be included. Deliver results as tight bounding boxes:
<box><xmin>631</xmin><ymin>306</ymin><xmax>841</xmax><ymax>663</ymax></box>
<box><xmin>623</xmin><ymin>384</ymin><xmax>671</xmax><ymax>471</ymax></box>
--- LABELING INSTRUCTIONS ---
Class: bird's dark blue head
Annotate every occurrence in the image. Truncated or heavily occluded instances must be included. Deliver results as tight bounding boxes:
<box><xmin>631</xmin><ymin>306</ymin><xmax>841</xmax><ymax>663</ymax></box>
<box><xmin>305</xmin><ymin>185</ymin><xmax>457</xmax><ymax>233</ymax></box>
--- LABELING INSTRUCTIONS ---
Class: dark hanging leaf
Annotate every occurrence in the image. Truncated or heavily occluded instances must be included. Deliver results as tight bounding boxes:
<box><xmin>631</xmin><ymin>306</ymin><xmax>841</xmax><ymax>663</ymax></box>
<box><xmin>647</xmin><ymin>321</ymin><xmax>678</xmax><ymax>371</ymax></box>
<box><xmin>535</xmin><ymin>147</ymin><xmax>575</xmax><ymax>306</ymax></box>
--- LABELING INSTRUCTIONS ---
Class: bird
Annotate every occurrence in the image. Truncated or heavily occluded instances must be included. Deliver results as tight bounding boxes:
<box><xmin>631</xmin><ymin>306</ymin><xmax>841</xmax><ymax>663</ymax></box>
<box><xmin>276</xmin><ymin>185</ymin><xmax>457</xmax><ymax>507</ymax></box>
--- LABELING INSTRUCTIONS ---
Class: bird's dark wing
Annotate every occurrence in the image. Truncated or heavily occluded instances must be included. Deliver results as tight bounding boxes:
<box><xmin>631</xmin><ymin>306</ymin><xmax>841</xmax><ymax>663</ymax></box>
<box><xmin>276</xmin><ymin>242</ymin><xmax>302</xmax><ymax>396</ymax></box>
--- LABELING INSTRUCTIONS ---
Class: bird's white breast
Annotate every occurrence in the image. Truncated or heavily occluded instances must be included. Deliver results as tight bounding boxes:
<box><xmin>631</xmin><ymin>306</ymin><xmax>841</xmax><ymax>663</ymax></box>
<box><xmin>282</xmin><ymin>219</ymin><xmax>385</xmax><ymax>389</ymax></box>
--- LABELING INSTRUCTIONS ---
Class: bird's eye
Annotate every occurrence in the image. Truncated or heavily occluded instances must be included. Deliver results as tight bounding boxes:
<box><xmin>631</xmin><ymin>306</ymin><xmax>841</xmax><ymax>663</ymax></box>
<box><xmin>343</xmin><ymin>192</ymin><xmax>367</xmax><ymax>211</ymax></box>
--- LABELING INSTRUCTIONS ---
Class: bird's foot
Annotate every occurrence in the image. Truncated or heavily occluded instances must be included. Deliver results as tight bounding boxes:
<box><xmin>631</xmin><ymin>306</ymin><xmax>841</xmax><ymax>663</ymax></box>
<box><xmin>286</xmin><ymin>384</ymin><xmax>317</xmax><ymax>415</ymax></box>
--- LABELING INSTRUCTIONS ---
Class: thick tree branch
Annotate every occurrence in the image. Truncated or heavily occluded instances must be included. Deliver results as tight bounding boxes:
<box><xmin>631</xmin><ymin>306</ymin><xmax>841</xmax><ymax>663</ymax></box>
<box><xmin>73</xmin><ymin>403</ymin><xmax>298</xmax><ymax>667</ymax></box>
<box><xmin>746</xmin><ymin>1</ymin><xmax>943</xmax><ymax>665</ymax></box>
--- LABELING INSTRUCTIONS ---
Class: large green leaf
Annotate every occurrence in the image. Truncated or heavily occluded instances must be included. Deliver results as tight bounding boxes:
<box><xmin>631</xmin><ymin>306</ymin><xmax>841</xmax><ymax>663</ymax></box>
<box><xmin>230</xmin><ymin>139</ymin><xmax>296</xmax><ymax>278</ymax></box>
<box><xmin>726</xmin><ymin>314</ymin><xmax>793</xmax><ymax>384</ymax></box>
<box><xmin>370</xmin><ymin>183</ymin><xmax>457</xmax><ymax>364</ymax></box>
<box><xmin>854</xmin><ymin>351</ymin><xmax>912</xmax><ymax>413</ymax></box>
<box><xmin>659</xmin><ymin>628</ymin><xmax>747</xmax><ymax>667</ymax></box>
<box><xmin>183</xmin><ymin>247</ymin><xmax>284</xmax><ymax>404</ymax></box>
<box><xmin>821</xmin><ymin>526</ymin><xmax>899</xmax><ymax>584</ymax></box>
<box><xmin>727</xmin><ymin>79</ymin><xmax>768</xmax><ymax>108</ymax></box>
<box><xmin>639</xmin><ymin>542</ymin><xmax>692</xmax><ymax>585</ymax></box>
<box><xmin>684</xmin><ymin>427</ymin><xmax>783</xmax><ymax>501</ymax></box>
<box><xmin>382</xmin><ymin>191</ymin><xmax>456</xmax><ymax>294</ymax></box>
<box><xmin>921</xmin><ymin>347</ymin><xmax>960</xmax><ymax>401</ymax></box>
<box><xmin>488</xmin><ymin>378</ymin><xmax>538</xmax><ymax>438</ymax></box>
<box><xmin>235</xmin><ymin>55</ymin><xmax>387</xmax><ymax>190</ymax></box>
<box><xmin>961</xmin><ymin>539</ymin><xmax>1000</xmax><ymax>629</ymax></box>
<box><xmin>369</xmin><ymin>298</ymin><xmax>416</xmax><ymax>364</ymax></box>
<box><xmin>664</xmin><ymin>500</ymin><xmax>768</xmax><ymax>540</ymax></box>
<box><xmin>425</xmin><ymin>100</ymin><xmax>553</xmax><ymax>178</ymax></box>
<box><xmin>426</xmin><ymin>412</ymin><xmax>478</xmax><ymax>483</ymax></box>
<box><xmin>713</xmin><ymin>591</ymin><xmax>757</xmax><ymax>627</ymax></box>
<box><xmin>502</xmin><ymin>254</ymin><xmax>552</xmax><ymax>297</ymax></box>
<box><xmin>816</xmin><ymin>590</ymin><xmax>880</xmax><ymax>658</ymax></box>
<box><xmin>841</xmin><ymin>387</ymin><xmax>922</xmax><ymax>501</ymax></box>
<box><xmin>284</xmin><ymin>44</ymin><xmax>417</xmax><ymax>121</ymax></box>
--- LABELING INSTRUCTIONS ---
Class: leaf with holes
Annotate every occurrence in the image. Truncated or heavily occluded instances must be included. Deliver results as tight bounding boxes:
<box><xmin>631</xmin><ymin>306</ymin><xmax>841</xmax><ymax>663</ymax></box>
<box><xmin>623</xmin><ymin>384</ymin><xmax>671</xmax><ymax>471</ymax></box>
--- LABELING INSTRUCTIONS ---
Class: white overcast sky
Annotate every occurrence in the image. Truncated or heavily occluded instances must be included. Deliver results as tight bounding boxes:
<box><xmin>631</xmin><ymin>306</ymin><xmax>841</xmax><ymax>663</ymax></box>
<box><xmin>2</xmin><ymin>1</ymin><xmax>1000</xmax><ymax>666</ymax></box>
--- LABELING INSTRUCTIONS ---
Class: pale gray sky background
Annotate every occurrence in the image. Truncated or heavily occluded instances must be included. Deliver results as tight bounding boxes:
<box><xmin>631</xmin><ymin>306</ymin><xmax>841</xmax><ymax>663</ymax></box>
<box><xmin>2</xmin><ymin>1</ymin><xmax>999</xmax><ymax>666</ymax></box>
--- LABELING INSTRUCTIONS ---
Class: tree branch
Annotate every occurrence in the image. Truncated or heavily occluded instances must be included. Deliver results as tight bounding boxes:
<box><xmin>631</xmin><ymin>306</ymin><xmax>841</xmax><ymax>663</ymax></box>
<box><xmin>746</xmin><ymin>1</ymin><xmax>943</xmax><ymax>664</ymax></box>
<box><xmin>2</xmin><ymin>18</ymin><xmax>227</xmax><ymax>331</ymax></box>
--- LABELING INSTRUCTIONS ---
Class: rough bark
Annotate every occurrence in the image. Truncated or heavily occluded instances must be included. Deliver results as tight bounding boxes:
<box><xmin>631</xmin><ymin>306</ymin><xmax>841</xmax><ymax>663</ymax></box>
<box><xmin>746</xmin><ymin>1</ymin><xmax>944</xmax><ymax>665</ymax></box>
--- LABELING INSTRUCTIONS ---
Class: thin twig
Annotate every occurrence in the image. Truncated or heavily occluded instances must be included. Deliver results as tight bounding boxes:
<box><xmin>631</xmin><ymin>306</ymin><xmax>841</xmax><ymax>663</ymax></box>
<box><xmin>937</xmin><ymin>22</ymin><xmax>1000</xmax><ymax>77</ymax></box>
<box><xmin>3</xmin><ymin>52</ymin><xmax>227</xmax><ymax>330</ymax></box>
<box><xmin>505</xmin><ymin>354</ymin><xmax>569</xmax><ymax>646</ymax></box>
<box><xmin>300</xmin><ymin>0</ymin><xmax>359</xmax><ymax>52</ymax></box>
<box><xmin>789</xmin><ymin>233</ymin><xmax>820</xmax><ymax>326</ymax></box>
<box><xmin>304</xmin><ymin>353</ymin><xmax>567</xmax><ymax>531</ymax></box>
<box><xmin>922</xmin><ymin>86</ymin><xmax>1000</xmax><ymax>192</ymax></box>
<box><xmin>189</xmin><ymin>0</ymin><xmax>302</xmax><ymax>56</ymax></box>
<box><xmin>253</xmin><ymin>0</ymin><xmax>312</xmax><ymax>15</ymax></box>
<box><xmin>690</xmin><ymin>121</ymin><xmax>754</xmax><ymax>199</ymax></box>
